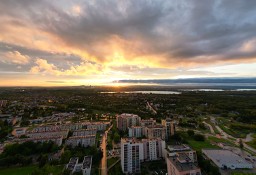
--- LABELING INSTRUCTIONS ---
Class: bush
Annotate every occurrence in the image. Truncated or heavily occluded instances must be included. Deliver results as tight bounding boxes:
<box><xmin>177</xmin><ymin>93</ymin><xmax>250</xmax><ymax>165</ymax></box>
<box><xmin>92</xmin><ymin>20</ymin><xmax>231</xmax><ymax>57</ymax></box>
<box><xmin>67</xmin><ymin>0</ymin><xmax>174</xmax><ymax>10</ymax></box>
<box><xmin>194</xmin><ymin>134</ymin><xmax>205</xmax><ymax>141</ymax></box>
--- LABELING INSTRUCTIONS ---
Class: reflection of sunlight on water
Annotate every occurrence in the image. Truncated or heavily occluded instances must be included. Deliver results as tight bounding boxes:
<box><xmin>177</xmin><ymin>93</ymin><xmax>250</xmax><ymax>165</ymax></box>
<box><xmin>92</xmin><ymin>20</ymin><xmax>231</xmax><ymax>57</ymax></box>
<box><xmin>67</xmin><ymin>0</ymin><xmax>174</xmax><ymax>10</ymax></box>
<box><xmin>100</xmin><ymin>91</ymin><xmax>182</xmax><ymax>94</ymax></box>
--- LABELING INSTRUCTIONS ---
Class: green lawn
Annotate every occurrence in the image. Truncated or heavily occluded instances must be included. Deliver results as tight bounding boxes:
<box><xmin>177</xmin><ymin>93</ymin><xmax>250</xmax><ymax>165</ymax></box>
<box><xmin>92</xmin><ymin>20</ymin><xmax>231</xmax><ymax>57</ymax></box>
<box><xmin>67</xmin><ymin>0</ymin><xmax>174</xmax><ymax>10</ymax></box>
<box><xmin>208</xmin><ymin>136</ymin><xmax>236</xmax><ymax>146</ymax></box>
<box><xmin>0</xmin><ymin>166</ymin><xmax>37</xmax><ymax>175</ymax></box>
<box><xmin>246</xmin><ymin>139</ymin><xmax>256</xmax><ymax>150</ymax></box>
<box><xmin>187</xmin><ymin>139</ymin><xmax>219</xmax><ymax>152</ymax></box>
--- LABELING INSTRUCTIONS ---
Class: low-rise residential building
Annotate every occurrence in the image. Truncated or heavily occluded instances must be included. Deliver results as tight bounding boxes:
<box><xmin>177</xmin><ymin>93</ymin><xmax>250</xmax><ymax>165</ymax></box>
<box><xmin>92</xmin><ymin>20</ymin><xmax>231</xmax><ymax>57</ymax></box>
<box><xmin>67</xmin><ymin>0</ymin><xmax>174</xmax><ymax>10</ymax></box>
<box><xmin>166</xmin><ymin>155</ymin><xmax>201</xmax><ymax>175</ymax></box>
<box><xmin>66</xmin><ymin>157</ymin><xmax>79</xmax><ymax>174</ymax></box>
<box><xmin>13</xmin><ymin>136</ymin><xmax>63</xmax><ymax>146</ymax></box>
<box><xmin>85</xmin><ymin>122</ymin><xmax>109</xmax><ymax>131</ymax></box>
<box><xmin>82</xmin><ymin>156</ymin><xmax>92</xmax><ymax>175</ymax></box>
<box><xmin>27</xmin><ymin>130</ymin><xmax>69</xmax><ymax>139</ymax></box>
<box><xmin>61</xmin><ymin>123</ymin><xmax>83</xmax><ymax>131</ymax></box>
<box><xmin>202</xmin><ymin>149</ymin><xmax>253</xmax><ymax>169</ymax></box>
<box><xmin>73</xmin><ymin>129</ymin><xmax>97</xmax><ymax>137</ymax></box>
<box><xmin>32</xmin><ymin>125</ymin><xmax>61</xmax><ymax>132</ymax></box>
<box><xmin>165</xmin><ymin>144</ymin><xmax>197</xmax><ymax>162</ymax></box>
<box><xmin>12</xmin><ymin>127</ymin><xmax>27</xmax><ymax>137</ymax></box>
<box><xmin>66</xmin><ymin>156</ymin><xmax>92</xmax><ymax>175</ymax></box>
<box><xmin>66</xmin><ymin>135</ymin><xmax>96</xmax><ymax>147</ymax></box>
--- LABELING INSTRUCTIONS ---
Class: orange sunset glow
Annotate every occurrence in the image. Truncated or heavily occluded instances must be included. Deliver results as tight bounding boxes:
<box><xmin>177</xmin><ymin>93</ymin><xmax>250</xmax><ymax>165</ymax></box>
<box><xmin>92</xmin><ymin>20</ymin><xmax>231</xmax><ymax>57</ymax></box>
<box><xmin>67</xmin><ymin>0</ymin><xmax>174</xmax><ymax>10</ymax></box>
<box><xmin>0</xmin><ymin>0</ymin><xmax>256</xmax><ymax>86</ymax></box>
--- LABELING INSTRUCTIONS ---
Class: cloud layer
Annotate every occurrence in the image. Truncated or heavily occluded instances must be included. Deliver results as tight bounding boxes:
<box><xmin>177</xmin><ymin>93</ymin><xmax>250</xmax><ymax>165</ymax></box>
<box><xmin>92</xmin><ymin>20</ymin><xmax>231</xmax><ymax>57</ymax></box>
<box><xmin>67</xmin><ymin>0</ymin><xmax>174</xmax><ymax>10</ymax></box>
<box><xmin>0</xmin><ymin>0</ymin><xmax>256</xmax><ymax>85</ymax></box>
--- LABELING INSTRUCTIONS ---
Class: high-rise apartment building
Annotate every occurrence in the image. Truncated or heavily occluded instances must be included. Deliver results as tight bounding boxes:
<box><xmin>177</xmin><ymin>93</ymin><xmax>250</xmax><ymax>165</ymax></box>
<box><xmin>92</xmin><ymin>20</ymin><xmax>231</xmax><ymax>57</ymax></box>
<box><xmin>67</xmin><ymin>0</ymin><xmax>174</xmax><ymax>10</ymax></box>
<box><xmin>142</xmin><ymin>138</ymin><xmax>166</xmax><ymax>161</ymax></box>
<box><xmin>121</xmin><ymin>138</ymin><xmax>144</xmax><ymax>174</ymax></box>
<box><xmin>161</xmin><ymin>118</ymin><xmax>175</xmax><ymax>140</ymax></box>
<box><xmin>128</xmin><ymin>126</ymin><xmax>143</xmax><ymax>138</ymax></box>
<box><xmin>145</xmin><ymin>125</ymin><xmax>166</xmax><ymax>140</ymax></box>
<box><xmin>117</xmin><ymin>113</ymin><xmax>141</xmax><ymax>131</ymax></box>
<box><xmin>121</xmin><ymin>138</ymin><xmax>166</xmax><ymax>174</ymax></box>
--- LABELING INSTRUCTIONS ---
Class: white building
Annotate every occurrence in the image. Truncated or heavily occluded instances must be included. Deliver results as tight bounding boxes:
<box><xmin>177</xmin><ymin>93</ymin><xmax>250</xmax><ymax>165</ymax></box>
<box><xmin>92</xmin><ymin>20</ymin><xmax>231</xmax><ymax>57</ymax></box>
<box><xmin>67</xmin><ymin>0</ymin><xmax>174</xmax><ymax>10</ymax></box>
<box><xmin>202</xmin><ymin>149</ymin><xmax>253</xmax><ymax>169</ymax></box>
<box><xmin>142</xmin><ymin>138</ymin><xmax>166</xmax><ymax>161</ymax></box>
<box><xmin>66</xmin><ymin>135</ymin><xmax>96</xmax><ymax>148</ymax></box>
<box><xmin>121</xmin><ymin>138</ymin><xmax>144</xmax><ymax>174</ymax></box>
<box><xmin>121</xmin><ymin>138</ymin><xmax>166</xmax><ymax>174</ymax></box>
<box><xmin>128</xmin><ymin>126</ymin><xmax>143</xmax><ymax>138</ymax></box>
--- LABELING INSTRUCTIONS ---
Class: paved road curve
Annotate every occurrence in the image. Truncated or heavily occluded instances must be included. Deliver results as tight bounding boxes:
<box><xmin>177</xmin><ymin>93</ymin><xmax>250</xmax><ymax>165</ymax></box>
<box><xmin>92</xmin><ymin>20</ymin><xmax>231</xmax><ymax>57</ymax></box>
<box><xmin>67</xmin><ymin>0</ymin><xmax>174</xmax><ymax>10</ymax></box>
<box><xmin>100</xmin><ymin>125</ymin><xmax>113</xmax><ymax>175</ymax></box>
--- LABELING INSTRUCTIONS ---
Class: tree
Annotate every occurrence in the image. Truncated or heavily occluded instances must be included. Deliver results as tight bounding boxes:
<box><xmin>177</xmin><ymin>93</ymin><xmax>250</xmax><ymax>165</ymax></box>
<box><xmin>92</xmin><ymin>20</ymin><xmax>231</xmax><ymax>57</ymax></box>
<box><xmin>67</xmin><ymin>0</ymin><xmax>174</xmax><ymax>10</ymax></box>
<box><xmin>113</xmin><ymin>132</ymin><xmax>120</xmax><ymax>144</ymax></box>
<box><xmin>187</xmin><ymin>130</ymin><xmax>195</xmax><ymax>137</ymax></box>
<box><xmin>60</xmin><ymin>150</ymin><xmax>72</xmax><ymax>164</ymax></box>
<box><xmin>38</xmin><ymin>154</ymin><xmax>48</xmax><ymax>168</ymax></box>
<box><xmin>239</xmin><ymin>139</ymin><xmax>244</xmax><ymax>149</ymax></box>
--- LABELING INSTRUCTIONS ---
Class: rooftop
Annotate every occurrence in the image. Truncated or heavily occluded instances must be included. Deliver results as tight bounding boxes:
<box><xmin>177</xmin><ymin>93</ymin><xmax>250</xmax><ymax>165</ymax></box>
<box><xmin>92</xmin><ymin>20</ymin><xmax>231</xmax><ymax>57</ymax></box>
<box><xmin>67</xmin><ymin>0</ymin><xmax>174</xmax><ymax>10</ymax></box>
<box><xmin>168</xmin><ymin>144</ymin><xmax>191</xmax><ymax>152</ymax></box>
<box><xmin>168</xmin><ymin>156</ymin><xmax>200</xmax><ymax>172</ymax></box>
<box><xmin>202</xmin><ymin>149</ymin><xmax>252</xmax><ymax>168</ymax></box>
<box><xmin>82</xmin><ymin>156</ymin><xmax>92</xmax><ymax>169</ymax></box>
<box><xmin>67</xmin><ymin>157</ymin><xmax>79</xmax><ymax>170</ymax></box>
<box><xmin>68</xmin><ymin>135</ymin><xmax>96</xmax><ymax>139</ymax></box>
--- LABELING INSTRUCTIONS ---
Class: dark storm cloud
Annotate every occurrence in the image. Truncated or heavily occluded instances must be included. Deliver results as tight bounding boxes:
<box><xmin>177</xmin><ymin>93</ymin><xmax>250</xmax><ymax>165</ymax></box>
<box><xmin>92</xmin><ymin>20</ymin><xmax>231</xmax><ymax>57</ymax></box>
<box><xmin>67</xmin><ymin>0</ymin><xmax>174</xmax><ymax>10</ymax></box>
<box><xmin>1</xmin><ymin>0</ymin><xmax>256</xmax><ymax>68</ymax></box>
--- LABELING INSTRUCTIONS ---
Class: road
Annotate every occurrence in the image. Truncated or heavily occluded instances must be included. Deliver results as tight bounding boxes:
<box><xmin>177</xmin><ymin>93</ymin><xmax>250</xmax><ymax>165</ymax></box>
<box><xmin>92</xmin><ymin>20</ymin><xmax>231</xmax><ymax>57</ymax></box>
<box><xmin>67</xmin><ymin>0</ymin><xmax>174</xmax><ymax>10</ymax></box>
<box><xmin>203</xmin><ymin>121</ymin><xmax>215</xmax><ymax>134</ymax></box>
<box><xmin>211</xmin><ymin>117</ymin><xmax>256</xmax><ymax>155</ymax></box>
<box><xmin>100</xmin><ymin>125</ymin><xmax>113</xmax><ymax>175</ymax></box>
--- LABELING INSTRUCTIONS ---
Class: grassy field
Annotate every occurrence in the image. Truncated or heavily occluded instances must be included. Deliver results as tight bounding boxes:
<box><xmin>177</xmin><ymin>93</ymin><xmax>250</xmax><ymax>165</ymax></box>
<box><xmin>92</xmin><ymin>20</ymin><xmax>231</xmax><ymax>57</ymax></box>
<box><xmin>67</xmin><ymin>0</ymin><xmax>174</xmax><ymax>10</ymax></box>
<box><xmin>178</xmin><ymin>131</ymin><xmax>219</xmax><ymax>152</ymax></box>
<box><xmin>208</xmin><ymin>136</ymin><xmax>236</xmax><ymax>146</ymax></box>
<box><xmin>108</xmin><ymin>161</ymin><xmax>124</xmax><ymax>175</ymax></box>
<box><xmin>0</xmin><ymin>165</ymin><xmax>64</xmax><ymax>175</ymax></box>
<box><xmin>231</xmin><ymin>172</ymin><xmax>256</xmax><ymax>175</ymax></box>
<box><xmin>107</xmin><ymin>157</ymin><xmax>119</xmax><ymax>167</ymax></box>
<box><xmin>246</xmin><ymin>140</ymin><xmax>256</xmax><ymax>150</ymax></box>
<box><xmin>0</xmin><ymin>166</ymin><xmax>37</xmax><ymax>175</ymax></box>
<box><xmin>217</xmin><ymin>118</ymin><xmax>249</xmax><ymax>138</ymax></box>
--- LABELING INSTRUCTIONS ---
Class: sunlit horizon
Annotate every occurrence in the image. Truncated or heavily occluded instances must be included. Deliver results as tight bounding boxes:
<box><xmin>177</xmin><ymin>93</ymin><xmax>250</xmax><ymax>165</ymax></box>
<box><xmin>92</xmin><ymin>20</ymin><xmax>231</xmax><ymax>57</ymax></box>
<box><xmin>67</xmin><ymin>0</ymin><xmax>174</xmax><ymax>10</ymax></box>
<box><xmin>0</xmin><ymin>1</ymin><xmax>256</xmax><ymax>86</ymax></box>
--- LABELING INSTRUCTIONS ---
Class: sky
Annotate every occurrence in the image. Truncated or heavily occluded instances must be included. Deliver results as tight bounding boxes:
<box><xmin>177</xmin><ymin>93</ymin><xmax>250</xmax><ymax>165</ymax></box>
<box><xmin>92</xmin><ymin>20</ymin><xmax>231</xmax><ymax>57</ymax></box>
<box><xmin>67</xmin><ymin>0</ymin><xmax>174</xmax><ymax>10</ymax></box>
<box><xmin>0</xmin><ymin>0</ymin><xmax>256</xmax><ymax>86</ymax></box>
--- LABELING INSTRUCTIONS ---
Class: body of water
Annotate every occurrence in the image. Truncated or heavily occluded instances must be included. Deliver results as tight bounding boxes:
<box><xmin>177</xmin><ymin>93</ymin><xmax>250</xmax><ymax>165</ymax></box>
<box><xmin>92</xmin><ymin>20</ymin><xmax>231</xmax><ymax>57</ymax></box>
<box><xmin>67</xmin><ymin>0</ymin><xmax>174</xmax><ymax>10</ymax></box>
<box><xmin>100</xmin><ymin>91</ymin><xmax>181</xmax><ymax>94</ymax></box>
